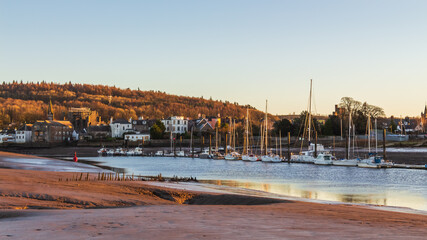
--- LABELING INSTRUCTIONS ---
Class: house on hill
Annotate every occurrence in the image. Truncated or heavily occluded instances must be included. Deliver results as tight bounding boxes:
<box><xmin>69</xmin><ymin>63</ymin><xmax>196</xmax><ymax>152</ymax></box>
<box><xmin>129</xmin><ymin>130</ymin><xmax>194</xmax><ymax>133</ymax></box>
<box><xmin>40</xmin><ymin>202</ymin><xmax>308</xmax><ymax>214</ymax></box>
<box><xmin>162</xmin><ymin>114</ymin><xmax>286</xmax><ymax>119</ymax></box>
<box><xmin>188</xmin><ymin>115</ymin><xmax>221</xmax><ymax>135</ymax></box>
<box><xmin>109</xmin><ymin>118</ymin><xmax>132</xmax><ymax>138</ymax></box>
<box><xmin>15</xmin><ymin>124</ymin><xmax>33</xmax><ymax>143</ymax></box>
<box><xmin>88</xmin><ymin>125</ymin><xmax>111</xmax><ymax>139</ymax></box>
<box><xmin>131</xmin><ymin>118</ymin><xmax>156</xmax><ymax>134</ymax></box>
<box><xmin>161</xmin><ymin>116</ymin><xmax>188</xmax><ymax>134</ymax></box>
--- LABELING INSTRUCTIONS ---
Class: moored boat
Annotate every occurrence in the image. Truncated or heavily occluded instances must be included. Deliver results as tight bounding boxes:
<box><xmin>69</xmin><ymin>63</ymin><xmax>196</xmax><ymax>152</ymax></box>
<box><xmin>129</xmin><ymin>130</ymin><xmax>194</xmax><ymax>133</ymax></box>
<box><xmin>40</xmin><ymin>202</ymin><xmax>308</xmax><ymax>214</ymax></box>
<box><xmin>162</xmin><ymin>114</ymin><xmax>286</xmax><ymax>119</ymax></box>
<box><xmin>314</xmin><ymin>153</ymin><xmax>334</xmax><ymax>165</ymax></box>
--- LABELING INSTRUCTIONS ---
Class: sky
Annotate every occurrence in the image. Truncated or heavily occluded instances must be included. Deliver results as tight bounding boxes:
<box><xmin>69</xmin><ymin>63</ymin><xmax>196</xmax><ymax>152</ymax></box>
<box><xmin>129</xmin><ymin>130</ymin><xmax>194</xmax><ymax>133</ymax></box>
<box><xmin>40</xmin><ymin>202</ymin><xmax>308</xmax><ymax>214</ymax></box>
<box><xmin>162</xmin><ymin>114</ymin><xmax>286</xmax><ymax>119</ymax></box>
<box><xmin>1</xmin><ymin>0</ymin><xmax>426</xmax><ymax>117</ymax></box>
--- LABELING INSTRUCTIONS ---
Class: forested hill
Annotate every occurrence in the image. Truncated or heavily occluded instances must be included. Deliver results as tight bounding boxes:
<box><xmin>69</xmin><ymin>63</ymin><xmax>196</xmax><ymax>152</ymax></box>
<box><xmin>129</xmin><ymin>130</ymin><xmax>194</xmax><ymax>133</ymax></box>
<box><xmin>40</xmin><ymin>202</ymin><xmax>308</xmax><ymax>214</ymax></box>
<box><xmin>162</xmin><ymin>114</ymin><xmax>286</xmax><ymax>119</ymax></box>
<box><xmin>0</xmin><ymin>81</ymin><xmax>272</xmax><ymax>126</ymax></box>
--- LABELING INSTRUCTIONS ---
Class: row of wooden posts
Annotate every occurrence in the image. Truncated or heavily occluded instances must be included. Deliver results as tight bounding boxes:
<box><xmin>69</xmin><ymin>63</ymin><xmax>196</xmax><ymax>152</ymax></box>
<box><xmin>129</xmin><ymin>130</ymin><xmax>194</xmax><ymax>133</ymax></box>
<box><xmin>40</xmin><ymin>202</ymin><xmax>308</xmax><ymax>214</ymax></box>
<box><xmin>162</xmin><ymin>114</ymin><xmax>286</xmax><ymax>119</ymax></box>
<box><xmin>59</xmin><ymin>172</ymin><xmax>138</xmax><ymax>182</ymax></box>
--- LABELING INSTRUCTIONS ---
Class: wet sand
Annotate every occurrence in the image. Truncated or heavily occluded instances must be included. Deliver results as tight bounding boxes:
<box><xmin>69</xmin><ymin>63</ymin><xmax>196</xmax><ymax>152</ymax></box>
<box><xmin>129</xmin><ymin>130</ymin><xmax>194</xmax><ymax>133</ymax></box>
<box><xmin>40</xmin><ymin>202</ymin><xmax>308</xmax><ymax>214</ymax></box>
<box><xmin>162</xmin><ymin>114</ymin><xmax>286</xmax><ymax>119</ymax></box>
<box><xmin>1</xmin><ymin>168</ymin><xmax>427</xmax><ymax>239</ymax></box>
<box><xmin>0</xmin><ymin>151</ymin><xmax>107</xmax><ymax>172</ymax></box>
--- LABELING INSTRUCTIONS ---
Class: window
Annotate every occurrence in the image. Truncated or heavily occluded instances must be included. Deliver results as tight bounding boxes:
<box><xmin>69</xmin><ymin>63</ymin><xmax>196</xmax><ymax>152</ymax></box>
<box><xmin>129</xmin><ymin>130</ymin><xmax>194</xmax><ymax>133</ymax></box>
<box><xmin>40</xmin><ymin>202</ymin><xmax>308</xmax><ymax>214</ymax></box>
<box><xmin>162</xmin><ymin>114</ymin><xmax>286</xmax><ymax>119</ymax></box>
<box><xmin>177</xmin><ymin>126</ymin><xmax>180</xmax><ymax>131</ymax></box>
<box><xmin>178</xmin><ymin>120</ymin><xmax>180</xmax><ymax>124</ymax></box>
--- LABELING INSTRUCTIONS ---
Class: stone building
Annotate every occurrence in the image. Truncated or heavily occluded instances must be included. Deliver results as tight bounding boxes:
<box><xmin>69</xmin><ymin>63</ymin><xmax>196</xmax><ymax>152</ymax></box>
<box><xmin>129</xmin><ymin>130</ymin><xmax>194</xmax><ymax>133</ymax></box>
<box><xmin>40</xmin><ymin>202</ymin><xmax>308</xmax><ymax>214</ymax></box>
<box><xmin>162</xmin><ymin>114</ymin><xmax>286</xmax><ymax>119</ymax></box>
<box><xmin>68</xmin><ymin>107</ymin><xmax>101</xmax><ymax>132</ymax></box>
<box><xmin>32</xmin><ymin>120</ymin><xmax>74</xmax><ymax>143</ymax></box>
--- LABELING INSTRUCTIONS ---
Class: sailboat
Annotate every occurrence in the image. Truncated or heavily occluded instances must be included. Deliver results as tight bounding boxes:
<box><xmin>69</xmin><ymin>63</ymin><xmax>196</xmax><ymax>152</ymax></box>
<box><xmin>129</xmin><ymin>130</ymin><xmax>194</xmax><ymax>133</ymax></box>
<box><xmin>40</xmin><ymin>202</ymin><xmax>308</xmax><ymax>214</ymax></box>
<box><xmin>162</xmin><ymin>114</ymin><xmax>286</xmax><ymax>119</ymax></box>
<box><xmin>261</xmin><ymin>100</ymin><xmax>282</xmax><ymax>163</ymax></box>
<box><xmin>332</xmin><ymin>110</ymin><xmax>360</xmax><ymax>166</ymax></box>
<box><xmin>357</xmin><ymin>116</ymin><xmax>392</xmax><ymax>168</ymax></box>
<box><xmin>242</xmin><ymin>108</ymin><xmax>258</xmax><ymax>161</ymax></box>
<box><xmin>291</xmin><ymin>79</ymin><xmax>326</xmax><ymax>163</ymax></box>
<box><xmin>224</xmin><ymin>118</ymin><xmax>240</xmax><ymax>160</ymax></box>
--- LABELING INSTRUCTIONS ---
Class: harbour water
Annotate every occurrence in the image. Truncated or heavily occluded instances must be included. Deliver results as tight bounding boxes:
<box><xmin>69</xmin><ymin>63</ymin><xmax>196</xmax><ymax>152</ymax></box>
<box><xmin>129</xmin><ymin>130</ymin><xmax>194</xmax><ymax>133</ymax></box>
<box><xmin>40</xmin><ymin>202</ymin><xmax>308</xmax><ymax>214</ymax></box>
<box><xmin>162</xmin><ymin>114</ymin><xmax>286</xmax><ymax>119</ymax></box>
<box><xmin>83</xmin><ymin>156</ymin><xmax>427</xmax><ymax>212</ymax></box>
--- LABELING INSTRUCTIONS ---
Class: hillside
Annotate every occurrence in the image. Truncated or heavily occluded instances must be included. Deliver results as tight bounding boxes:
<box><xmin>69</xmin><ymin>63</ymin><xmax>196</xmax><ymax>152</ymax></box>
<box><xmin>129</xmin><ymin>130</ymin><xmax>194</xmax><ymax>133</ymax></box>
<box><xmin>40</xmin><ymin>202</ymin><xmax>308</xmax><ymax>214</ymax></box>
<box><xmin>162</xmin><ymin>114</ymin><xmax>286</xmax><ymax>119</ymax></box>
<box><xmin>0</xmin><ymin>81</ymin><xmax>273</xmax><ymax>127</ymax></box>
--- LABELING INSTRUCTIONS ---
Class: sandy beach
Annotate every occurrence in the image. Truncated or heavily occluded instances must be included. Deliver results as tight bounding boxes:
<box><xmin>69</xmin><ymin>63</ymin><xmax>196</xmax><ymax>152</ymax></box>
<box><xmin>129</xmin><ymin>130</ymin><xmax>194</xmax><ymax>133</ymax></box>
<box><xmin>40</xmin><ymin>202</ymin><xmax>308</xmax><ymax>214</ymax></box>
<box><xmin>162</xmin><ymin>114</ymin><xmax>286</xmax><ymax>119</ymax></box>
<box><xmin>1</xmin><ymin>151</ymin><xmax>427</xmax><ymax>239</ymax></box>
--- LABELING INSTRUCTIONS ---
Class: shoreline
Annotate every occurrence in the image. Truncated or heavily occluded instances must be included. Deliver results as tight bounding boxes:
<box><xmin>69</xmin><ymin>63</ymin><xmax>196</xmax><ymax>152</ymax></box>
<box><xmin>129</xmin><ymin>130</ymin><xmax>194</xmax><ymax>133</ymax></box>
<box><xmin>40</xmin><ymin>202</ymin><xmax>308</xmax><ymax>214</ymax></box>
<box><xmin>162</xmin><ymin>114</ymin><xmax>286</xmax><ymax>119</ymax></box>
<box><xmin>2</xmin><ymin>145</ymin><xmax>427</xmax><ymax>165</ymax></box>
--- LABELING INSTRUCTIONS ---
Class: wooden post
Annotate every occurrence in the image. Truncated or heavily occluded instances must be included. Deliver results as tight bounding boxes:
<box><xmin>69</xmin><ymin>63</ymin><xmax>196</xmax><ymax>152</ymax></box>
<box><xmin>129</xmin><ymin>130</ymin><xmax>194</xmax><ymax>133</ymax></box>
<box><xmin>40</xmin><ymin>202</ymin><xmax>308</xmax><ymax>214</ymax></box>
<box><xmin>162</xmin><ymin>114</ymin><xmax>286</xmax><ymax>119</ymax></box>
<box><xmin>202</xmin><ymin>136</ymin><xmax>204</xmax><ymax>150</ymax></box>
<box><xmin>383</xmin><ymin>129</ymin><xmax>387</xmax><ymax>160</ymax></box>
<box><xmin>287</xmin><ymin>132</ymin><xmax>291</xmax><ymax>163</ymax></box>
<box><xmin>180</xmin><ymin>136</ymin><xmax>182</xmax><ymax>151</ymax></box>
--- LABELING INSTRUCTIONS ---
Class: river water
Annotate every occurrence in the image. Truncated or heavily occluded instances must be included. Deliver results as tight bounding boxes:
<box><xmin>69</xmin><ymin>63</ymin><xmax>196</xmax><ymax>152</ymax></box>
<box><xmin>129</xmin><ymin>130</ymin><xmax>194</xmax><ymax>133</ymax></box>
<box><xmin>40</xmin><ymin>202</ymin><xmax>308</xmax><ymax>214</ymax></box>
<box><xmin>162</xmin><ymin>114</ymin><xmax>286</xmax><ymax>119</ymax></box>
<box><xmin>83</xmin><ymin>156</ymin><xmax>427</xmax><ymax>212</ymax></box>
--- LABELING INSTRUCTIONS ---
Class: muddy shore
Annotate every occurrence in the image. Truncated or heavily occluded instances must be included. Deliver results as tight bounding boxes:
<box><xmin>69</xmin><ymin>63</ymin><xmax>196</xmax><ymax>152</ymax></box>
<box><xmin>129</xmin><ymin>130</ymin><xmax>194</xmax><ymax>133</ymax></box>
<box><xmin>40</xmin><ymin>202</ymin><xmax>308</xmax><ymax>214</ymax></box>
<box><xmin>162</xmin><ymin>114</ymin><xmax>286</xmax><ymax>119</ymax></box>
<box><xmin>1</xmin><ymin>168</ymin><xmax>427</xmax><ymax>239</ymax></box>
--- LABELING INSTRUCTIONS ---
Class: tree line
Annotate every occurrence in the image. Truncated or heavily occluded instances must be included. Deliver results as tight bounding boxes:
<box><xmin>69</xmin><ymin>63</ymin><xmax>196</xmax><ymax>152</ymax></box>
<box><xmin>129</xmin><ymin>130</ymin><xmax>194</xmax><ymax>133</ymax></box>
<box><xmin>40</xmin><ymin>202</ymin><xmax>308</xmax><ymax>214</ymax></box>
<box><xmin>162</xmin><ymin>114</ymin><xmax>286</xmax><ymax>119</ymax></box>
<box><xmin>0</xmin><ymin>81</ymin><xmax>275</xmax><ymax>128</ymax></box>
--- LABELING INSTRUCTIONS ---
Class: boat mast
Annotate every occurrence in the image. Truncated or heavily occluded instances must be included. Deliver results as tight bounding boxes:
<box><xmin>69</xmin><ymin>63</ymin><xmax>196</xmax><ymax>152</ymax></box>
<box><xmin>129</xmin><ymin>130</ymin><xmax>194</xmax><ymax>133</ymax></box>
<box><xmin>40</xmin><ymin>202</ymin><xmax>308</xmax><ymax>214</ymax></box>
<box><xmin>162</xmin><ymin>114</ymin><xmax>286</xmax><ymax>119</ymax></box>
<box><xmin>246</xmin><ymin>108</ymin><xmax>249</xmax><ymax>155</ymax></box>
<box><xmin>368</xmin><ymin>115</ymin><xmax>371</xmax><ymax>153</ymax></box>
<box><xmin>279</xmin><ymin>130</ymin><xmax>282</xmax><ymax>159</ymax></box>
<box><xmin>353</xmin><ymin>123</ymin><xmax>355</xmax><ymax>157</ymax></box>
<box><xmin>233</xmin><ymin>119</ymin><xmax>236</xmax><ymax>151</ymax></box>
<box><xmin>348</xmin><ymin>109</ymin><xmax>351</xmax><ymax>159</ymax></box>
<box><xmin>308</xmin><ymin>79</ymin><xmax>312</xmax><ymax>145</ymax></box>
<box><xmin>260</xmin><ymin>120</ymin><xmax>264</xmax><ymax>155</ymax></box>
<box><xmin>265</xmin><ymin>100</ymin><xmax>268</xmax><ymax>155</ymax></box>
<box><xmin>375</xmin><ymin>118</ymin><xmax>378</xmax><ymax>154</ymax></box>
<box><xmin>275</xmin><ymin>134</ymin><xmax>278</xmax><ymax>156</ymax></box>
<box><xmin>229</xmin><ymin>118</ymin><xmax>232</xmax><ymax>151</ymax></box>
<box><xmin>215</xmin><ymin>122</ymin><xmax>218</xmax><ymax>153</ymax></box>
<box><xmin>190</xmin><ymin>127</ymin><xmax>193</xmax><ymax>151</ymax></box>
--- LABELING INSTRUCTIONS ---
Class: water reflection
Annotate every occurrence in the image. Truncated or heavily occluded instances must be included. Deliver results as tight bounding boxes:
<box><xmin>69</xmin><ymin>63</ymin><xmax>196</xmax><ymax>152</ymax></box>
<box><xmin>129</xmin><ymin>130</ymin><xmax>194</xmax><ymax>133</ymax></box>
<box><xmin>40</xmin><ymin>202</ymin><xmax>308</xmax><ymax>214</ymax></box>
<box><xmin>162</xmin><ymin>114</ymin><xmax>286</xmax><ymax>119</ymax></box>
<box><xmin>200</xmin><ymin>179</ymin><xmax>427</xmax><ymax>211</ymax></box>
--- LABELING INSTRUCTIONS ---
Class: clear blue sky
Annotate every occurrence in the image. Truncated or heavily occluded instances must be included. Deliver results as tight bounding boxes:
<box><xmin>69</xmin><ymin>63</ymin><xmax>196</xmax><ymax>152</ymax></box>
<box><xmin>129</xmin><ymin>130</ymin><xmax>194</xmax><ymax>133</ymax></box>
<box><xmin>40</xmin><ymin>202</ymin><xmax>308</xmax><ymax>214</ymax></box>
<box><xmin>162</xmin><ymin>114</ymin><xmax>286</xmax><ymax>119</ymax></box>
<box><xmin>1</xmin><ymin>0</ymin><xmax>426</xmax><ymax>117</ymax></box>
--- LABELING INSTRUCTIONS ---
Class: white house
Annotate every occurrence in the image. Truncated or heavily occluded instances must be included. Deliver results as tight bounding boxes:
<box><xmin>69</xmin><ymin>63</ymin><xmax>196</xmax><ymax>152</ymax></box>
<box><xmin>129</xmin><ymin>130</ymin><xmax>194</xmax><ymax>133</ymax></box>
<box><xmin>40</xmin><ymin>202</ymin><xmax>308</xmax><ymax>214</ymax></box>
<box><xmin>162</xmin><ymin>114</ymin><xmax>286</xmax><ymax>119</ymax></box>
<box><xmin>0</xmin><ymin>131</ymin><xmax>15</xmax><ymax>143</ymax></box>
<box><xmin>161</xmin><ymin>116</ymin><xmax>188</xmax><ymax>134</ymax></box>
<box><xmin>124</xmin><ymin>133</ymin><xmax>150</xmax><ymax>142</ymax></box>
<box><xmin>15</xmin><ymin>124</ymin><xmax>33</xmax><ymax>143</ymax></box>
<box><xmin>109</xmin><ymin>118</ymin><xmax>133</xmax><ymax>138</ymax></box>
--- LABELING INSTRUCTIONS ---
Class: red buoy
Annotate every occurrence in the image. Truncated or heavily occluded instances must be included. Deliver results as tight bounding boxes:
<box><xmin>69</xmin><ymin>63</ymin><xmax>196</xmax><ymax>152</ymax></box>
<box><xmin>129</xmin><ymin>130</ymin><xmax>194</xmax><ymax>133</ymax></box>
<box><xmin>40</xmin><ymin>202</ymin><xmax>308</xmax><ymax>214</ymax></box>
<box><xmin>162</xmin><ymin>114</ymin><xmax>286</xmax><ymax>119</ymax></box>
<box><xmin>73</xmin><ymin>152</ymin><xmax>78</xmax><ymax>162</ymax></box>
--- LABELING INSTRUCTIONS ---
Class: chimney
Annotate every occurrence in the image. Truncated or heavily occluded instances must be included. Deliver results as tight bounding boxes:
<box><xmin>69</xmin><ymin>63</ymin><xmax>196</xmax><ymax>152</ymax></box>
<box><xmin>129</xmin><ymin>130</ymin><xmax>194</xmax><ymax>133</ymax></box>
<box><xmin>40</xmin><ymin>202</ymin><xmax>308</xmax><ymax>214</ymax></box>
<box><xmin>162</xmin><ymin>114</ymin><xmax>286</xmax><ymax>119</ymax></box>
<box><xmin>110</xmin><ymin>117</ymin><xmax>113</xmax><ymax>124</ymax></box>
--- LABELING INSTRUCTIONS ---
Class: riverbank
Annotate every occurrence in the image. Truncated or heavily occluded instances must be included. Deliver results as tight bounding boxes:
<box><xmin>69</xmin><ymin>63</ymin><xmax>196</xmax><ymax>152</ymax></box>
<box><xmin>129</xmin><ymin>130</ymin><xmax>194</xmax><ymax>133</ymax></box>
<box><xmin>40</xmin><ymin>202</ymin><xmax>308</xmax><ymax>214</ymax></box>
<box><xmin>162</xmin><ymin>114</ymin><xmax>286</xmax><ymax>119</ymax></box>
<box><xmin>1</xmin><ymin>168</ymin><xmax>427</xmax><ymax>239</ymax></box>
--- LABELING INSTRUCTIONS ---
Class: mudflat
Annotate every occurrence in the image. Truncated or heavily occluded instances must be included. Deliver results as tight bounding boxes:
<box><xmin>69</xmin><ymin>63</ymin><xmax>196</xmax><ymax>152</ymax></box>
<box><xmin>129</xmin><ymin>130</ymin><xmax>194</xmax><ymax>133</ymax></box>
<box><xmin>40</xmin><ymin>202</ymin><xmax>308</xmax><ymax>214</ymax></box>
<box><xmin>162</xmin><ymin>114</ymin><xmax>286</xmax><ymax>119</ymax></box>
<box><xmin>0</xmin><ymin>168</ymin><xmax>426</xmax><ymax>239</ymax></box>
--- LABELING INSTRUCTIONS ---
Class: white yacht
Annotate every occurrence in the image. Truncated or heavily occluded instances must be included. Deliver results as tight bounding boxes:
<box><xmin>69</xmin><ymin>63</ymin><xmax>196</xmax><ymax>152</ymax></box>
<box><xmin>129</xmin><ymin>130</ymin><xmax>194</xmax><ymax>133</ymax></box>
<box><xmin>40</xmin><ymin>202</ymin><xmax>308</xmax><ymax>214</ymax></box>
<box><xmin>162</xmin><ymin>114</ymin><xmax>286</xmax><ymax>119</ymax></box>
<box><xmin>261</xmin><ymin>154</ymin><xmax>282</xmax><ymax>163</ymax></box>
<box><xmin>332</xmin><ymin>158</ymin><xmax>359</xmax><ymax>166</ymax></box>
<box><xmin>154</xmin><ymin>150</ymin><xmax>164</xmax><ymax>156</ymax></box>
<box><xmin>126</xmin><ymin>149</ymin><xmax>135</xmax><ymax>156</ymax></box>
<box><xmin>314</xmin><ymin>153</ymin><xmax>334</xmax><ymax>165</ymax></box>
<box><xmin>106</xmin><ymin>149</ymin><xmax>114</xmax><ymax>155</ymax></box>
<box><xmin>291</xmin><ymin>143</ymin><xmax>325</xmax><ymax>163</ymax></box>
<box><xmin>134</xmin><ymin>147</ymin><xmax>143</xmax><ymax>156</ymax></box>
<box><xmin>242</xmin><ymin>154</ymin><xmax>258</xmax><ymax>162</ymax></box>
<box><xmin>199</xmin><ymin>149</ymin><xmax>212</xmax><ymax>159</ymax></box>
<box><xmin>97</xmin><ymin>148</ymin><xmax>107</xmax><ymax>155</ymax></box>
<box><xmin>224</xmin><ymin>152</ymin><xmax>240</xmax><ymax>160</ymax></box>
<box><xmin>175</xmin><ymin>151</ymin><xmax>185</xmax><ymax>157</ymax></box>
